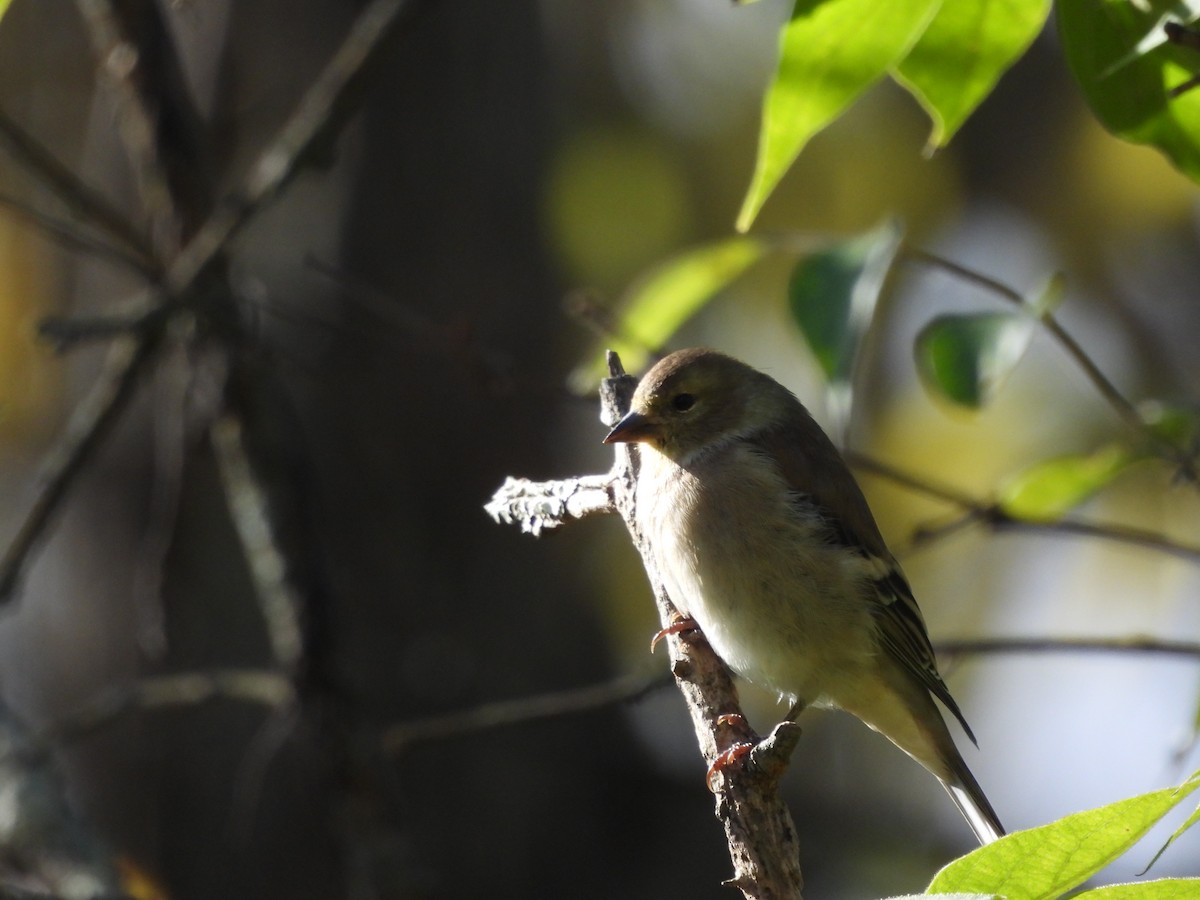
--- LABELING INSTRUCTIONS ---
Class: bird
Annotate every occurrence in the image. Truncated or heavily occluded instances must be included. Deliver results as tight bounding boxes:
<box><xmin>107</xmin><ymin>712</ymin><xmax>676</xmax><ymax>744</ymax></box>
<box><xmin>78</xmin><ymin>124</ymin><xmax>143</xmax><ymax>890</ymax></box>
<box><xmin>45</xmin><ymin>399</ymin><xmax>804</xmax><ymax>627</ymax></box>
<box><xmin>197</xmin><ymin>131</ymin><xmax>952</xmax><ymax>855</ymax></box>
<box><xmin>603</xmin><ymin>347</ymin><xmax>1004</xmax><ymax>845</ymax></box>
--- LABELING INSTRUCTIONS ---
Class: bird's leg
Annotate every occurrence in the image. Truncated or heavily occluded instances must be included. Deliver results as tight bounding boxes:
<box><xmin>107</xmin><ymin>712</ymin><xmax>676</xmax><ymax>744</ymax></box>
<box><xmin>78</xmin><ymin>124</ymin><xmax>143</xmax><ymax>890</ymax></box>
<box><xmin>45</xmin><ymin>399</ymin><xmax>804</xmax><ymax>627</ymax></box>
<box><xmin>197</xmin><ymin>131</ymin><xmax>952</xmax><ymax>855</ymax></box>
<box><xmin>705</xmin><ymin>713</ymin><xmax>760</xmax><ymax>791</ymax></box>
<box><xmin>707</xmin><ymin>700</ymin><xmax>806</xmax><ymax>791</ymax></box>
<box><xmin>783</xmin><ymin>699</ymin><xmax>807</xmax><ymax>722</ymax></box>
<box><xmin>649</xmin><ymin>613</ymin><xmax>699</xmax><ymax>653</ymax></box>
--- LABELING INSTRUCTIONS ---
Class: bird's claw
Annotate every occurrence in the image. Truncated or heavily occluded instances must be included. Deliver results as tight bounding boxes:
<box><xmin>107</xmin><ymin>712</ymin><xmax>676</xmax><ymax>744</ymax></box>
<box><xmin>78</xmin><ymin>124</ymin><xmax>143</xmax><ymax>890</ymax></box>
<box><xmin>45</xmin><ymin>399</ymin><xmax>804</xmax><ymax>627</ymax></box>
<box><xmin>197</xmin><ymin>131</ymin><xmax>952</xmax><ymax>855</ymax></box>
<box><xmin>705</xmin><ymin>741</ymin><xmax>755</xmax><ymax>792</ymax></box>
<box><xmin>650</xmin><ymin>615</ymin><xmax>699</xmax><ymax>653</ymax></box>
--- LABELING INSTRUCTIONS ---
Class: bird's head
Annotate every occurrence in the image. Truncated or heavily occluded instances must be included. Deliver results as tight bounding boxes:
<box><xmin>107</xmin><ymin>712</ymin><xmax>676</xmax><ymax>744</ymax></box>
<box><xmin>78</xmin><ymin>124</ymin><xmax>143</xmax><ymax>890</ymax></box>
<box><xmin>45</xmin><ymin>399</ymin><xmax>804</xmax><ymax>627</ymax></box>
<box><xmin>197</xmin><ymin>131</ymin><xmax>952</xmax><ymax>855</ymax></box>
<box><xmin>603</xmin><ymin>348</ymin><xmax>790</xmax><ymax>463</ymax></box>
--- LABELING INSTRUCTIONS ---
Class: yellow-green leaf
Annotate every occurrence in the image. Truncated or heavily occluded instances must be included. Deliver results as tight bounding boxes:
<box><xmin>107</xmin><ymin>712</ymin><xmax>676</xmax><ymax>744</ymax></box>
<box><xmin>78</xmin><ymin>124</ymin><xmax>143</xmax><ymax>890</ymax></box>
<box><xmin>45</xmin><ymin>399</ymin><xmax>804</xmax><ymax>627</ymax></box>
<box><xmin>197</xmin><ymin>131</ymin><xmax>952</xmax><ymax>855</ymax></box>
<box><xmin>1073</xmin><ymin>879</ymin><xmax>1200</xmax><ymax>899</ymax></box>
<box><xmin>894</xmin><ymin>0</ymin><xmax>1051</xmax><ymax>148</ymax></box>
<box><xmin>736</xmin><ymin>0</ymin><xmax>942</xmax><ymax>232</ymax></box>
<box><xmin>570</xmin><ymin>237</ymin><xmax>771</xmax><ymax>392</ymax></box>
<box><xmin>999</xmin><ymin>444</ymin><xmax>1135</xmax><ymax>522</ymax></box>
<box><xmin>1058</xmin><ymin>0</ymin><xmax>1200</xmax><ymax>183</ymax></box>
<box><xmin>928</xmin><ymin>773</ymin><xmax>1200</xmax><ymax>900</ymax></box>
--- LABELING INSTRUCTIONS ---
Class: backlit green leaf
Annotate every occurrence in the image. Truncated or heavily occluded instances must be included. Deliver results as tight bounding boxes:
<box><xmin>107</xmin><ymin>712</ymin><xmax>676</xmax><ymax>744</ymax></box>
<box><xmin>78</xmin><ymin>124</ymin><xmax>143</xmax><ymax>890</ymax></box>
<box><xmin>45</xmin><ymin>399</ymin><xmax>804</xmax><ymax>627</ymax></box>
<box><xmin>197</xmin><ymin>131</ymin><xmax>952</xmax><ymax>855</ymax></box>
<box><xmin>787</xmin><ymin>221</ymin><xmax>902</xmax><ymax>383</ymax></box>
<box><xmin>1073</xmin><ymin>879</ymin><xmax>1200</xmax><ymax>899</ymax></box>
<box><xmin>1139</xmin><ymin>798</ymin><xmax>1200</xmax><ymax>879</ymax></box>
<box><xmin>736</xmin><ymin>0</ymin><xmax>942</xmax><ymax>231</ymax></box>
<box><xmin>895</xmin><ymin>0</ymin><xmax>1051</xmax><ymax>148</ymax></box>
<box><xmin>1140</xmin><ymin>402</ymin><xmax>1200</xmax><ymax>450</ymax></box>
<box><xmin>999</xmin><ymin>444</ymin><xmax>1135</xmax><ymax>522</ymax></box>
<box><xmin>928</xmin><ymin>773</ymin><xmax>1200</xmax><ymax>900</ymax></box>
<box><xmin>1058</xmin><ymin>0</ymin><xmax>1200</xmax><ymax>183</ymax></box>
<box><xmin>914</xmin><ymin>312</ymin><xmax>1033</xmax><ymax>408</ymax></box>
<box><xmin>570</xmin><ymin>237</ymin><xmax>771</xmax><ymax>392</ymax></box>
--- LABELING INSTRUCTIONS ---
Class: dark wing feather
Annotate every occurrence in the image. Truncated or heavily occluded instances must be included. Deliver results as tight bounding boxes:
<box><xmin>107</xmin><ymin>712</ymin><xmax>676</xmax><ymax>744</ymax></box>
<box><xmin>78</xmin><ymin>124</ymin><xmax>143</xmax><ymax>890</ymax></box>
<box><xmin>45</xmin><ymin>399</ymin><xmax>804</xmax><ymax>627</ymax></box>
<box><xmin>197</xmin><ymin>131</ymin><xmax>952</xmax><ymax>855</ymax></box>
<box><xmin>752</xmin><ymin>418</ymin><xmax>977</xmax><ymax>745</ymax></box>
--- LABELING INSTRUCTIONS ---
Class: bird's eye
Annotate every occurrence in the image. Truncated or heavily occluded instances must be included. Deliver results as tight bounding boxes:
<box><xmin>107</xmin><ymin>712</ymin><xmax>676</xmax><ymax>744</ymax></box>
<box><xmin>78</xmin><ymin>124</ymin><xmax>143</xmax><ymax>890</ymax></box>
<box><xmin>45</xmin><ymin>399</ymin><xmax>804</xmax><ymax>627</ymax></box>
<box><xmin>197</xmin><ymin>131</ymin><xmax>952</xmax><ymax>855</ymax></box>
<box><xmin>671</xmin><ymin>393</ymin><xmax>696</xmax><ymax>412</ymax></box>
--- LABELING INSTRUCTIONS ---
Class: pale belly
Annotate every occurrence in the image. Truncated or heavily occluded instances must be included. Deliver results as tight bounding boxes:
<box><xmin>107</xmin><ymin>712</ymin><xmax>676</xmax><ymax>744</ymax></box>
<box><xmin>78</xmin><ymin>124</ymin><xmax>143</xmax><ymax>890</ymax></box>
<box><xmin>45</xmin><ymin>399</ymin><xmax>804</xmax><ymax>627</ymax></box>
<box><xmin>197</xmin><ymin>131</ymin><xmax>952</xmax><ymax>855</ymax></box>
<box><xmin>636</xmin><ymin>443</ymin><xmax>879</xmax><ymax>707</ymax></box>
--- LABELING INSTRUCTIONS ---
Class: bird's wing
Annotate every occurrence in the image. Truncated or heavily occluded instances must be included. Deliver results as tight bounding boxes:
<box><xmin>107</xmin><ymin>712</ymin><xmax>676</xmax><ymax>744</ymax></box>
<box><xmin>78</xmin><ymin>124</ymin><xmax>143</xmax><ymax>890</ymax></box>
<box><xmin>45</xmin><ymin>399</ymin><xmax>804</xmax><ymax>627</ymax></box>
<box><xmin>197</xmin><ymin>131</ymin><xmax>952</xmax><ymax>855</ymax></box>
<box><xmin>752</xmin><ymin>421</ymin><xmax>977</xmax><ymax>745</ymax></box>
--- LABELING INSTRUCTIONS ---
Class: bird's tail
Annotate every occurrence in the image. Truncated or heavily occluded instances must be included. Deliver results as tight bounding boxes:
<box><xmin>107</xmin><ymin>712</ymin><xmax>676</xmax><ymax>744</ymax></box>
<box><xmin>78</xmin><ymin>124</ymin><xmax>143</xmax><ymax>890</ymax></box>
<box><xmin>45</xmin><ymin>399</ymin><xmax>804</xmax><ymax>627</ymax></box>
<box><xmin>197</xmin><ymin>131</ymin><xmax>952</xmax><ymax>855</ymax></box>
<box><xmin>941</xmin><ymin>764</ymin><xmax>1005</xmax><ymax>845</ymax></box>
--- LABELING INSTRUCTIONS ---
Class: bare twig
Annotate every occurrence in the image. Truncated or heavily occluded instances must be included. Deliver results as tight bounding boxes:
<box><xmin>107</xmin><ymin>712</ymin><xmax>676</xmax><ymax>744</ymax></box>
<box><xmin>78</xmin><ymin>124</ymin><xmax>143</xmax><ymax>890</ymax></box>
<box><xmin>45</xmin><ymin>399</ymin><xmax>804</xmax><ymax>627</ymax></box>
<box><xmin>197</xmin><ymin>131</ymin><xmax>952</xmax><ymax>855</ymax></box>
<box><xmin>166</xmin><ymin>0</ymin><xmax>426</xmax><ymax>297</ymax></box>
<box><xmin>0</xmin><ymin>192</ymin><xmax>157</xmax><ymax>277</ymax></box>
<box><xmin>73</xmin><ymin>0</ymin><xmax>214</xmax><ymax>246</ymax></box>
<box><xmin>37</xmin><ymin>305</ymin><xmax>168</xmax><ymax>351</ymax></box>
<box><xmin>903</xmin><ymin>248</ymin><xmax>1198</xmax><ymax>482</ymax></box>
<box><xmin>382</xmin><ymin>670</ymin><xmax>669</xmax><ymax>755</ymax></box>
<box><xmin>0</xmin><ymin>108</ymin><xmax>156</xmax><ymax>269</ymax></box>
<box><xmin>0</xmin><ymin>334</ymin><xmax>160</xmax><ymax>604</ymax></box>
<box><xmin>488</xmin><ymin>351</ymin><xmax>804</xmax><ymax>899</ymax></box>
<box><xmin>387</xmin><ymin>635</ymin><xmax>1200</xmax><ymax>758</ymax></box>
<box><xmin>484</xmin><ymin>474</ymin><xmax>616</xmax><ymax>536</ymax></box>
<box><xmin>936</xmin><ymin>635</ymin><xmax>1200</xmax><ymax>659</ymax></box>
<box><xmin>37</xmin><ymin>668</ymin><xmax>294</xmax><ymax>747</ymax></box>
<box><xmin>210</xmin><ymin>410</ymin><xmax>305</xmax><ymax>672</ymax></box>
<box><xmin>848</xmin><ymin>454</ymin><xmax>1200</xmax><ymax>564</ymax></box>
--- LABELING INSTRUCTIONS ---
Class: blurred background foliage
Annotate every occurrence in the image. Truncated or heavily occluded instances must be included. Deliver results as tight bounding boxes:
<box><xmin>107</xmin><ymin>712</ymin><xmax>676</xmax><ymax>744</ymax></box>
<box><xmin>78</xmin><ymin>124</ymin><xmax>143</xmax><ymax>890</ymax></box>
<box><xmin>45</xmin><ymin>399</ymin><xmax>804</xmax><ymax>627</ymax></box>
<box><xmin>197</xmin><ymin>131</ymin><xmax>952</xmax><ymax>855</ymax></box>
<box><xmin>0</xmin><ymin>0</ymin><xmax>1196</xmax><ymax>898</ymax></box>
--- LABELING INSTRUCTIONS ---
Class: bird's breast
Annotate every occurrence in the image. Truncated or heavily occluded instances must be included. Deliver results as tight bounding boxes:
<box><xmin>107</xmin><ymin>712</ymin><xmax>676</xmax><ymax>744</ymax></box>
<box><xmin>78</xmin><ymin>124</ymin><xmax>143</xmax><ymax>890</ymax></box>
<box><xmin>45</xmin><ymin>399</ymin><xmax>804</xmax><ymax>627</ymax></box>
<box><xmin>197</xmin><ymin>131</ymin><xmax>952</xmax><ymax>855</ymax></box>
<box><xmin>635</xmin><ymin>442</ymin><xmax>877</xmax><ymax>703</ymax></box>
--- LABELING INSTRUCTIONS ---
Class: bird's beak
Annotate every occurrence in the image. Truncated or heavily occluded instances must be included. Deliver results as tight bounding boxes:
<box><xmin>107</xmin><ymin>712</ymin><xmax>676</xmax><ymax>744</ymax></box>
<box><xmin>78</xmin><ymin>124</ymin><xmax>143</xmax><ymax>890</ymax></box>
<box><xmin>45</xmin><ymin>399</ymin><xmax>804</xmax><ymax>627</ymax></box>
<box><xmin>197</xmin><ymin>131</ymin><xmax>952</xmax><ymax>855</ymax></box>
<box><xmin>603</xmin><ymin>410</ymin><xmax>657</xmax><ymax>444</ymax></box>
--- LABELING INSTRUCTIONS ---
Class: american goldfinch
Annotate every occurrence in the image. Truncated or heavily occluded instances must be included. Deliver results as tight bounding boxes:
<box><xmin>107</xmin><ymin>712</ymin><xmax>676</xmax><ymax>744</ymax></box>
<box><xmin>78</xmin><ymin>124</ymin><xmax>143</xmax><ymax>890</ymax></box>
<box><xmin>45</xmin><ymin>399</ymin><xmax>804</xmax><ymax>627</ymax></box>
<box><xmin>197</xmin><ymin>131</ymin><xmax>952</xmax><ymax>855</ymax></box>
<box><xmin>604</xmin><ymin>347</ymin><xmax>1003</xmax><ymax>845</ymax></box>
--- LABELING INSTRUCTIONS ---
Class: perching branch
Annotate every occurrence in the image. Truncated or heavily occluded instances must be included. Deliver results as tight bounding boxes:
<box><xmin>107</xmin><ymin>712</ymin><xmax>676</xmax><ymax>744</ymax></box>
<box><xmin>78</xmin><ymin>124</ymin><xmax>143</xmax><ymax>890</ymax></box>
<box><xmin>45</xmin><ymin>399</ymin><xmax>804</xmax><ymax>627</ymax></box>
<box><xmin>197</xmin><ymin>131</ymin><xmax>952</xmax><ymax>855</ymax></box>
<box><xmin>487</xmin><ymin>350</ymin><xmax>804</xmax><ymax>900</ymax></box>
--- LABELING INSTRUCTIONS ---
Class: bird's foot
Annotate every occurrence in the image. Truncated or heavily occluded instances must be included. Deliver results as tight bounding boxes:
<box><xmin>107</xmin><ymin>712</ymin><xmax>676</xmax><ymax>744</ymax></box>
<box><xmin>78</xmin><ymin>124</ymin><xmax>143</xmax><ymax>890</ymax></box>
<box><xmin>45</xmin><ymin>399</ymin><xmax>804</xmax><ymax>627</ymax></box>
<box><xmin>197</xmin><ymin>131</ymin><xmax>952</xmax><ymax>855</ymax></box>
<box><xmin>706</xmin><ymin>742</ymin><xmax>755</xmax><ymax>791</ymax></box>
<box><xmin>706</xmin><ymin>717</ymin><xmax>803</xmax><ymax>791</ymax></box>
<box><xmin>649</xmin><ymin>614</ymin><xmax>699</xmax><ymax>653</ymax></box>
<box><xmin>705</xmin><ymin>713</ymin><xmax>759</xmax><ymax>791</ymax></box>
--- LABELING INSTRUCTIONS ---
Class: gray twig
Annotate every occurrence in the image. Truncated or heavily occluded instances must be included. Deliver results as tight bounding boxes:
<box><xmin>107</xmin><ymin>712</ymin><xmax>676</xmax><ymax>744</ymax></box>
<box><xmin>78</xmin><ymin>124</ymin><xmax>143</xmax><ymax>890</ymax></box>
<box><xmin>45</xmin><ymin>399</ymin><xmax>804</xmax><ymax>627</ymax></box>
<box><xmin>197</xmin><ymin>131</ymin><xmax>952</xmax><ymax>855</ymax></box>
<box><xmin>484</xmin><ymin>474</ymin><xmax>615</xmax><ymax>536</ymax></box>
<box><xmin>0</xmin><ymin>109</ymin><xmax>156</xmax><ymax>269</ymax></box>
<box><xmin>0</xmin><ymin>334</ymin><xmax>159</xmax><ymax>604</ymax></box>
<box><xmin>848</xmin><ymin>454</ymin><xmax>1200</xmax><ymax>563</ymax></box>
<box><xmin>382</xmin><ymin>670</ymin><xmax>669</xmax><ymax>755</ymax></box>
<box><xmin>37</xmin><ymin>668</ymin><xmax>295</xmax><ymax>747</ymax></box>
<box><xmin>210</xmin><ymin>410</ymin><xmax>305</xmax><ymax>672</ymax></box>
<box><xmin>936</xmin><ymin>635</ymin><xmax>1200</xmax><ymax>659</ymax></box>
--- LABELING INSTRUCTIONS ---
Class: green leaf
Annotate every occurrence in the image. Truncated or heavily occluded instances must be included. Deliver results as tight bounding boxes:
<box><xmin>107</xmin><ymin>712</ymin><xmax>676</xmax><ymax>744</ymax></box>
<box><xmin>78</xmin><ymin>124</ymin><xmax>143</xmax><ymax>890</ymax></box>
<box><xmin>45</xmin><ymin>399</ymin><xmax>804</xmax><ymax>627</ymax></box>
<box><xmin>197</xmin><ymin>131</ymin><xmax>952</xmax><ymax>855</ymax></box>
<box><xmin>914</xmin><ymin>312</ymin><xmax>1033</xmax><ymax>408</ymax></box>
<box><xmin>787</xmin><ymin>220</ymin><xmax>903</xmax><ymax>383</ymax></box>
<box><xmin>570</xmin><ymin>236</ymin><xmax>772</xmax><ymax>392</ymax></box>
<box><xmin>894</xmin><ymin>0</ymin><xmax>1051</xmax><ymax>148</ymax></box>
<box><xmin>1058</xmin><ymin>0</ymin><xmax>1200</xmax><ymax>183</ymax></box>
<box><xmin>998</xmin><ymin>444</ymin><xmax>1135</xmax><ymax>522</ymax></box>
<box><xmin>928</xmin><ymin>773</ymin><xmax>1200</xmax><ymax>900</ymax></box>
<box><xmin>1140</xmin><ymin>402</ymin><xmax>1200</xmax><ymax>450</ymax></box>
<box><xmin>736</xmin><ymin>0</ymin><xmax>943</xmax><ymax>232</ymax></box>
<box><xmin>882</xmin><ymin>895</ymin><xmax>1000</xmax><ymax>900</ymax></box>
<box><xmin>1074</xmin><ymin>879</ymin><xmax>1200</xmax><ymax>899</ymax></box>
<box><xmin>1140</xmin><ymin>799</ymin><xmax>1200</xmax><ymax>877</ymax></box>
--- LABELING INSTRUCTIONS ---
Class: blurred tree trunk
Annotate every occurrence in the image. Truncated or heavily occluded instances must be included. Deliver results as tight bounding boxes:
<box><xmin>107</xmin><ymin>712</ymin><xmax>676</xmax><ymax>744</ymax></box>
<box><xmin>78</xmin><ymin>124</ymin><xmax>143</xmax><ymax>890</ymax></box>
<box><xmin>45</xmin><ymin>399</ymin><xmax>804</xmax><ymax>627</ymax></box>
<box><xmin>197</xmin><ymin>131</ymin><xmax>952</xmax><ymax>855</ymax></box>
<box><xmin>0</xmin><ymin>2</ymin><xmax>650</xmax><ymax>898</ymax></box>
